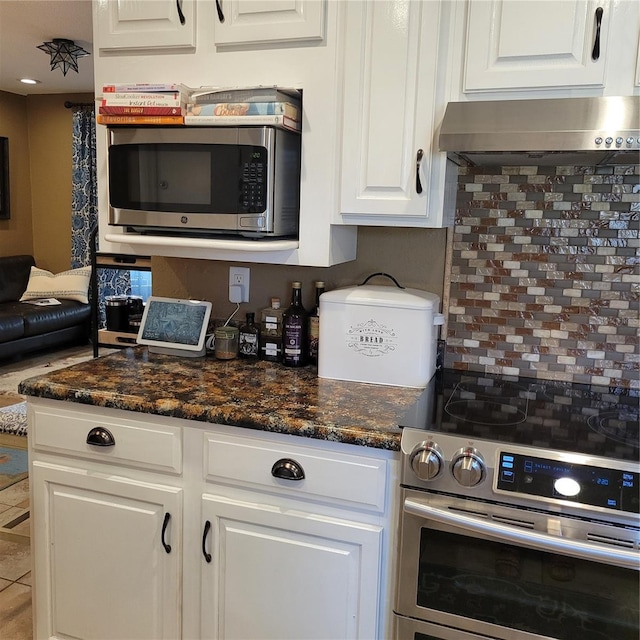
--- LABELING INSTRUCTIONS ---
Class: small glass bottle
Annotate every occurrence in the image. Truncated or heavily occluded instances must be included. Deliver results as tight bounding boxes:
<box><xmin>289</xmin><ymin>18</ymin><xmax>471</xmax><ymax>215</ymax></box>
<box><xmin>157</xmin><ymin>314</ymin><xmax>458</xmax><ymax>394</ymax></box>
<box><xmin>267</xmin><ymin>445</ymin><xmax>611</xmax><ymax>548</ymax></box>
<box><xmin>260</xmin><ymin>298</ymin><xmax>283</xmax><ymax>362</ymax></box>
<box><xmin>307</xmin><ymin>281</ymin><xmax>325</xmax><ymax>366</ymax></box>
<box><xmin>239</xmin><ymin>312</ymin><xmax>260</xmax><ymax>360</ymax></box>
<box><xmin>282</xmin><ymin>281</ymin><xmax>308</xmax><ymax>367</ymax></box>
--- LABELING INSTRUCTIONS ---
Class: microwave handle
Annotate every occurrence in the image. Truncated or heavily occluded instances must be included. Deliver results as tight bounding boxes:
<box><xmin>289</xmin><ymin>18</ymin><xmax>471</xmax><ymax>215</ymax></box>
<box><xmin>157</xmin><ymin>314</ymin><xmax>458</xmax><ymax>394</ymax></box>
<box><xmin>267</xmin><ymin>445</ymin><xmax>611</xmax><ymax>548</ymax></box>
<box><xmin>404</xmin><ymin>497</ymin><xmax>639</xmax><ymax>570</ymax></box>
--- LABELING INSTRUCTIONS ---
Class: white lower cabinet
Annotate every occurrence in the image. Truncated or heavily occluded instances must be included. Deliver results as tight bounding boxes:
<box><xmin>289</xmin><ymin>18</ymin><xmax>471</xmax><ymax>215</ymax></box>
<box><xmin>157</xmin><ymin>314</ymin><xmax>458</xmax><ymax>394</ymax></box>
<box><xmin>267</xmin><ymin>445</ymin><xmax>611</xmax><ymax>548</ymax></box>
<box><xmin>200</xmin><ymin>494</ymin><xmax>381</xmax><ymax>639</ymax></box>
<box><xmin>29</xmin><ymin>399</ymin><xmax>398</xmax><ymax>640</ymax></box>
<box><xmin>31</xmin><ymin>462</ymin><xmax>183</xmax><ymax>640</ymax></box>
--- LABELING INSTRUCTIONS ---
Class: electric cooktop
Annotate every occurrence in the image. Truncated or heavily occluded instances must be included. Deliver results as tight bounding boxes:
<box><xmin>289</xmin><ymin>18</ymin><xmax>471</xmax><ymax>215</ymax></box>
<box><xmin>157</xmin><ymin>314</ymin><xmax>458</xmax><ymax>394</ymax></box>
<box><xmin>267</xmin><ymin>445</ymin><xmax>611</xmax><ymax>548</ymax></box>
<box><xmin>400</xmin><ymin>369</ymin><xmax>639</xmax><ymax>464</ymax></box>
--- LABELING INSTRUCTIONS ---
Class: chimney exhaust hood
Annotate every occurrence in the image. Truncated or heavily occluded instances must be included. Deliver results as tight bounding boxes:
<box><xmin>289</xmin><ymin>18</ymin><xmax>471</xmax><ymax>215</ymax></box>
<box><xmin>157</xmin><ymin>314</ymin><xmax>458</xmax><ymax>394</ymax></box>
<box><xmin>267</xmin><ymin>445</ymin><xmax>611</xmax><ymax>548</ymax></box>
<box><xmin>439</xmin><ymin>96</ymin><xmax>640</xmax><ymax>166</ymax></box>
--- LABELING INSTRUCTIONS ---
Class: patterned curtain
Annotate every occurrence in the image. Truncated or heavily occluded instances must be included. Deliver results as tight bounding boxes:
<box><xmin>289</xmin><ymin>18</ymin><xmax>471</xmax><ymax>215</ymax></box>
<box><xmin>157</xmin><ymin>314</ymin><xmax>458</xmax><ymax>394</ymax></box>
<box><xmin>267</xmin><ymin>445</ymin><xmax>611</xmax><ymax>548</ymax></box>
<box><xmin>70</xmin><ymin>105</ymin><xmax>130</xmax><ymax>327</ymax></box>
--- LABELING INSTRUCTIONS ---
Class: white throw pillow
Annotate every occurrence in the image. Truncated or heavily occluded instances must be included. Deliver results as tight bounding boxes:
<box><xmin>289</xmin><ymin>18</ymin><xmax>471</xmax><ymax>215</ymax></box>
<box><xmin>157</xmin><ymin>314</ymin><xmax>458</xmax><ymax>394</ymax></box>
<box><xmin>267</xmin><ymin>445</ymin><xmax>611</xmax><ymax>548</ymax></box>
<box><xmin>20</xmin><ymin>266</ymin><xmax>91</xmax><ymax>304</ymax></box>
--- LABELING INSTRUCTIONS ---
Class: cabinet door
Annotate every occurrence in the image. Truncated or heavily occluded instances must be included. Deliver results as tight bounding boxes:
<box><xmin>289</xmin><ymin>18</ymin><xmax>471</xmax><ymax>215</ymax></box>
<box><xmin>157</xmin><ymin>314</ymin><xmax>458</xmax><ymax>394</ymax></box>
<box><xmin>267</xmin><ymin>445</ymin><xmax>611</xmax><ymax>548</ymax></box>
<box><xmin>31</xmin><ymin>462</ymin><xmax>182</xmax><ymax>640</ymax></box>
<box><xmin>94</xmin><ymin>0</ymin><xmax>196</xmax><ymax>51</ymax></box>
<box><xmin>464</xmin><ymin>0</ymin><xmax>610</xmax><ymax>92</ymax></box>
<box><xmin>340</xmin><ymin>0</ymin><xmax>452</xmax><ymax>226</ymax></box>
<box><xmin>200</xmin><ymin>493</ymin><xmax>382</xmax><ymax>640</ymax></box>
<box><xmin>213</xmin><ymin>0</ymin><xmax>326</xmax><ymax>46</ymax></box>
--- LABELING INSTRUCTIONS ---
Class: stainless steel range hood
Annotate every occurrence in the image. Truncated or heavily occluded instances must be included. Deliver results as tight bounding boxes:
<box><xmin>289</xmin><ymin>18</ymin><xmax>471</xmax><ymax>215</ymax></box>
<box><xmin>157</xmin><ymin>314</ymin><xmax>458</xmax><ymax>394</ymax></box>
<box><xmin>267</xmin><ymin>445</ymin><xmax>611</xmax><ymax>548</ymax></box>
<box><xmin>439</xmin><ymin>96</ymin><xmax>640</xmax><ymax>166</ymax></box>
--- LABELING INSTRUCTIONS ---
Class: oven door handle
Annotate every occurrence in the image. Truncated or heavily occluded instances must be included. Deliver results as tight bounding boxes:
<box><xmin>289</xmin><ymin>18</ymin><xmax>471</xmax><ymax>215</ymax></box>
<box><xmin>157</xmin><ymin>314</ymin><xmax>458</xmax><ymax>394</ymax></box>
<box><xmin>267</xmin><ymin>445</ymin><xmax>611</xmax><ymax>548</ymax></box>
<box><xmin>404</xmin><ymin>498</ymin><xmax>639</xmax><ymax>570</ymax></box>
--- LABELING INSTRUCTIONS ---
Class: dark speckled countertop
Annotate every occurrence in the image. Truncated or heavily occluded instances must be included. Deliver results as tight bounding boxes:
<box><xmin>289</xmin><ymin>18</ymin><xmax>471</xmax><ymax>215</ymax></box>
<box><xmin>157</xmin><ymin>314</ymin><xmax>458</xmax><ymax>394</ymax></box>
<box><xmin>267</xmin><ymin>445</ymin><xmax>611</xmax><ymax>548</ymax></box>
<box><xmin>18</xmin><ymin>347</ymin><xmax>424</xmax><ymax>450</ymax></box>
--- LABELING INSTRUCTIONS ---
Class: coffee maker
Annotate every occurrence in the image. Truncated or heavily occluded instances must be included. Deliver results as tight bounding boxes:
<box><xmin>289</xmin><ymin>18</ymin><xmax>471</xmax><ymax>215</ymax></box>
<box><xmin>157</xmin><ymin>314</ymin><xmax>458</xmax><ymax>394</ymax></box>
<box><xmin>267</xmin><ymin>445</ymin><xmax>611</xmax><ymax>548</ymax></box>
<box><xmin>105</xmin><ymin>295</ymin><xmax>144</xmax><ymax>333</ymax></box>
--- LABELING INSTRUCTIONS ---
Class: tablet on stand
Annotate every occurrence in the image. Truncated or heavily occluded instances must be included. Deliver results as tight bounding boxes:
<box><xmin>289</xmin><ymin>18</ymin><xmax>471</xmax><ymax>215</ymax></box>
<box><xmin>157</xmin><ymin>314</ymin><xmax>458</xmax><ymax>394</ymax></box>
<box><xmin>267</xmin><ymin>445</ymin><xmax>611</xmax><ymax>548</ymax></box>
<box><xmin>136</xmin><ymin>296</ymin><xmax>212</xmax><ymax>357</ymax></box>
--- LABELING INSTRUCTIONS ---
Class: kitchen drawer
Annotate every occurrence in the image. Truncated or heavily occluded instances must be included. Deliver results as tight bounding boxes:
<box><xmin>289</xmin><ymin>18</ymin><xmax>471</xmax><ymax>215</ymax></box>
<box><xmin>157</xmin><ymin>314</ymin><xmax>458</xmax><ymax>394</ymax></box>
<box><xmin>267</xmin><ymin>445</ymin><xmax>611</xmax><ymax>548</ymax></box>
<box><xmin>30</xmin><ymin>402</ymin><xmax>182</xmax><ymax>474</ymax></box>
<box><xmin>203</xmin><ymin>431</ymin><xmax>388</xmax><ymax>512</ymax></box>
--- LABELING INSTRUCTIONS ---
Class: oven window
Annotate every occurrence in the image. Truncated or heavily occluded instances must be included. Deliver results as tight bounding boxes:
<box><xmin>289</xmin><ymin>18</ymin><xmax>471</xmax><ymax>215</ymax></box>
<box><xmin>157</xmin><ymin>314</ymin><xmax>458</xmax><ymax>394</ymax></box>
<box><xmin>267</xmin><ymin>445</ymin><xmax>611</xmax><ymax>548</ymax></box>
<box><xmin>418</xmin><ymin>528</ymin><xmax>638</xmax><ymax>640</ymax></box>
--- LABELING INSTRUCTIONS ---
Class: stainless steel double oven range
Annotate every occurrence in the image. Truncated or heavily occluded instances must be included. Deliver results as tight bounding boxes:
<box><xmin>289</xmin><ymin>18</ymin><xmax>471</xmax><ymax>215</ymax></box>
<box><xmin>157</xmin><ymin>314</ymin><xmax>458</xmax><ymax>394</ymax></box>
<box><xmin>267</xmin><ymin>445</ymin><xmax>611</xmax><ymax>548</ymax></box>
<box><xmin>395</xmin><ymin>370</ymin><xmax>639</xmax><ymax>640</ymax></box>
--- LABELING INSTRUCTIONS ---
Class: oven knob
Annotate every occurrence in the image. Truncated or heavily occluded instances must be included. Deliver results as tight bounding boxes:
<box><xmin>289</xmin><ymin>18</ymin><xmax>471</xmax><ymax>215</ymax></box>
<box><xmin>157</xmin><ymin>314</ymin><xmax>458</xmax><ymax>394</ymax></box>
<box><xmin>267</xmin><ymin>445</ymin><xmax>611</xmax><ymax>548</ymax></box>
<box><xmin>451</xmin><ymin>448</ymin><xmax>485</xmax><ymax>487</ymax></box>
<box><xmin>410</xmin><ymin>441</ymin><xmax>443</xmax><ymax>481</ymax></box>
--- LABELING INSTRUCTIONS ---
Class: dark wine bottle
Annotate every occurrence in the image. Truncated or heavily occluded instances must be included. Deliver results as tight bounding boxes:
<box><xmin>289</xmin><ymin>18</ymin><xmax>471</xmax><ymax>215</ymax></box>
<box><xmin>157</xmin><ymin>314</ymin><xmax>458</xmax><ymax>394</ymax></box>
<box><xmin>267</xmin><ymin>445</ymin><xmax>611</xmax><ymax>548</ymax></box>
<box><xmin>238</xmin><ymin>312</ymin><xmax>260</xmax><ymax>360</ymax></box>
<box><xmin>282</xmin><ymin>281</ymin><xmax>308</xmax><ymax>367</ymax></box>
<box><xmin>307</xmin><ymin>281</ymin><xmax>325</xmax><ymax>365</ymax></box>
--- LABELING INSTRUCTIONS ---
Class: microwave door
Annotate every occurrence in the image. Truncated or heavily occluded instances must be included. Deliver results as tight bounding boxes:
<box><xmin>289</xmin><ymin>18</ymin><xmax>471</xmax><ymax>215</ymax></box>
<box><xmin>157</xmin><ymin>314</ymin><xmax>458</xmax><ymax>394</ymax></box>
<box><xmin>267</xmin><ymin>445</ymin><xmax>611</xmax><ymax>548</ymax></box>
<box><xmin>107</xmin><ymin>126</ymin><xmax>297</xmax><ymax>238</ymax></box>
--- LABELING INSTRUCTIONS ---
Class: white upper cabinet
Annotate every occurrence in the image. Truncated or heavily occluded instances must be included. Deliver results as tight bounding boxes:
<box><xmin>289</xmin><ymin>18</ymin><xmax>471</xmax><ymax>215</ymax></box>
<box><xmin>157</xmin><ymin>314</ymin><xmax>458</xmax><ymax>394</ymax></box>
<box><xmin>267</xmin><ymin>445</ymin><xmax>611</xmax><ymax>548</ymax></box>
<box><xmin>458</xmin><ymin>0</ymin><xmax>639</xmax><ymax>98</ymax></box>
<box><xmin>339</xmin><ymin>0</ymin><xmax>456</xmax><ymax>228</ymax></box>
<box><xmin>92</xmin><ymin>0</ymin><xmax>357</xmax><ymax>266</ymax></box>
<box><xmin>94</xmin><ymin>0</ymin><xmax>197</xmax><ymax>50</ymax></box>
<box><xmin>213</xmin><ymin>0</ymin><xmax>326</xmax><ymax>46</ymax></box>
<box><xmin>464</xmin><ymin>0</ymin><xmax>610</xmax><ymax>92</ymax></box>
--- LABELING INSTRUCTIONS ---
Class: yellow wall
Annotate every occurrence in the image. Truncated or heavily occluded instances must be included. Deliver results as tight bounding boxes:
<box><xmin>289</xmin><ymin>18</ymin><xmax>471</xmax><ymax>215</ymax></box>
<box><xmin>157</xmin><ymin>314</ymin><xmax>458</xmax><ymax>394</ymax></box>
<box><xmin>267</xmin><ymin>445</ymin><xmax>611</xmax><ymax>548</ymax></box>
<box><xmin>0</xmin><ymin>91</ymin><xmax>94</xmax><ymax>270</ymax></box>
<box><xmin>27</xmin><ymin>93</ymin><xmax>94</xmax><ymax>272</ymax></box>
<box><xmin>0</xmin><ymin>91</ymin><xmax>33</xmax><ymax>257</ymax></box>
<box><xmin>153</xmin><ymin>226</ymin><xmax>449</xmax><ymax>321</ymax></box>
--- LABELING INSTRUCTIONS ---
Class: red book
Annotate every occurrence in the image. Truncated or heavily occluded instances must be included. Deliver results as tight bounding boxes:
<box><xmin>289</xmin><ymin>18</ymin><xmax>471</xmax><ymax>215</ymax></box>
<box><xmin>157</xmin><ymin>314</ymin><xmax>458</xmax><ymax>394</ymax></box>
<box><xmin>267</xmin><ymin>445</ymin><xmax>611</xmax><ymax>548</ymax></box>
<box><xmin>99</xmin><ymin>105</ymin><xmax>184</xmax><ymax>116</ymax></box>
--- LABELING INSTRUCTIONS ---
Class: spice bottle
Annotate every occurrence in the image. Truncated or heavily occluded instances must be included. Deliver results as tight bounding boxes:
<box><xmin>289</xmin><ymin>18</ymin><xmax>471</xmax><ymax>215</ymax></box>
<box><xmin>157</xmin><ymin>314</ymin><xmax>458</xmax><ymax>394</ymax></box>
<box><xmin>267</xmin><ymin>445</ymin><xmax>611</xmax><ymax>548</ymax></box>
<box><xmin>260</xmin><ymin>298</ymin><xmax>283</xmax><ymax>362</ymax></box>
<box><xmin>214</xmin><ymin>326</ymin><xmax>239</xmax><ymax>360</ymax></box>
<box><xmin>307</xmin><ymin>281</ymin><xmax>325</xmax><ymax>365</ymax></box>
<box><xmin>282</xmin><ymin>282</ymin><xmax>308</xmax><ymax>367</ymax></box>
<box><xmin>239</xmin><ymin>312</ymin><xmax>260</xmax><ymax>360</ymax></box>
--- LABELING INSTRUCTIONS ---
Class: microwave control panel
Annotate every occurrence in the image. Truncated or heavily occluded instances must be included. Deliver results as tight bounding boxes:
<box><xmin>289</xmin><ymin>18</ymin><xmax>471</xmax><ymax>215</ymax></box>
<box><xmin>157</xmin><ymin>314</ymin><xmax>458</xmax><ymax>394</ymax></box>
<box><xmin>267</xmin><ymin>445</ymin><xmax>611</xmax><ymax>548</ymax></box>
<box><xmin>240</xmin><ymin>148</ymin><xmax>268</xmax><ymax>213</ymax></box>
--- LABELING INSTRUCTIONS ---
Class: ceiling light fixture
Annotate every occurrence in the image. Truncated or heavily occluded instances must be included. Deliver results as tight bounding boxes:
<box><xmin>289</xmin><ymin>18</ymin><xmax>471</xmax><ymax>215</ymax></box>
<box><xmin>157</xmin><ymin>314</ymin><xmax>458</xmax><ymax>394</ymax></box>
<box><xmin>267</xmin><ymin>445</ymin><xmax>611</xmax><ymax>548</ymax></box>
<box><xmin>19</xmin><ymin>78</ymin><xmax>41</xmax><ymax>85</ymax></box>
<box><xmin>37</xmin><ymin>38</ymin><xmax>90</xmax><ymax>76</ymax></box>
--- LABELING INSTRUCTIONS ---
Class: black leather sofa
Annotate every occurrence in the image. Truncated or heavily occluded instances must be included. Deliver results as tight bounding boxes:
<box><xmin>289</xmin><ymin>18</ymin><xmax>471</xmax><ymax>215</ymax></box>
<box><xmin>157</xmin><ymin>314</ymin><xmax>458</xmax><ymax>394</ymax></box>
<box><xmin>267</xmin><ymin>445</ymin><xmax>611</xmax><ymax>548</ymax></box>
<box><xmin>0</xmin><ymin>255</ymin><xmax>91</xmax><ymax>360</ymax></box>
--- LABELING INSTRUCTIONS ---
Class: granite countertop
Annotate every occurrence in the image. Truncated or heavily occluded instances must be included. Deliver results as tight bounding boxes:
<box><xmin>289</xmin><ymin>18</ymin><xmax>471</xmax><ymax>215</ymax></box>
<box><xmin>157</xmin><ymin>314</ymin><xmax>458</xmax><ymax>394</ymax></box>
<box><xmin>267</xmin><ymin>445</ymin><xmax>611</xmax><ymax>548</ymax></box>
<box><xmin>18</xmin><ymin>347</ymin><xmax>424</xmax><ymax>450</ymax></box>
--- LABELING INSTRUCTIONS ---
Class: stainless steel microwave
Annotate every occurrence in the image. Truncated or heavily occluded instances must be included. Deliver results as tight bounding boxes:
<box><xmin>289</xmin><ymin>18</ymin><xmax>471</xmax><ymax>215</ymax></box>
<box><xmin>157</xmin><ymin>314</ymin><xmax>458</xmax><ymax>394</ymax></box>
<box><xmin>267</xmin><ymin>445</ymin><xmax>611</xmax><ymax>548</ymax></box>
<box><xmin>107</xmin><ymin>126</ymin><xmax>301</xmax><ymax>239</ymax></box>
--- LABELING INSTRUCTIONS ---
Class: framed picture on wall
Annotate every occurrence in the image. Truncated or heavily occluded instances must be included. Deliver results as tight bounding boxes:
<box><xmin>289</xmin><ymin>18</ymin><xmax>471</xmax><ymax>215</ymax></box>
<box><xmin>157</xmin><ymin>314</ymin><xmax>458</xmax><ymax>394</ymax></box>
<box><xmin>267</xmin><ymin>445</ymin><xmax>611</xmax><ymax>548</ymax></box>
<box><xmin>0</xmin><ymin>137</ymin><xmax>9</xmax><ymax>220</ymax></box>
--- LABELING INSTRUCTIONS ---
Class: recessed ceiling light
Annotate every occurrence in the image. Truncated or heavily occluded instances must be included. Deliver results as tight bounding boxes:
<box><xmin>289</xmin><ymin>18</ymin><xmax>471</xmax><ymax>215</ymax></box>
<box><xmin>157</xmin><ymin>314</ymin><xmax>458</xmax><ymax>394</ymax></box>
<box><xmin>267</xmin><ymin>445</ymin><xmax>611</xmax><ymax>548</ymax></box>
<box><xmin>20</xmin><ymin>78</ymin><xmax>41</xmax><ymax>85</ymax></box>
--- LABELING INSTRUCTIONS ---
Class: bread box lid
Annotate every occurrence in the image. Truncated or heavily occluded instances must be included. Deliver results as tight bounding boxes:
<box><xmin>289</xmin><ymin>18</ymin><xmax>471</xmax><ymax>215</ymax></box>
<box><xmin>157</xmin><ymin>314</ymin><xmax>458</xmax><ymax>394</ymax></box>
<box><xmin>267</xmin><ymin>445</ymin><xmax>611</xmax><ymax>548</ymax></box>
<box><xmin>320</xmin><ymin>284</ymin><xmax>440</xmax><ymax>310</ymax></box>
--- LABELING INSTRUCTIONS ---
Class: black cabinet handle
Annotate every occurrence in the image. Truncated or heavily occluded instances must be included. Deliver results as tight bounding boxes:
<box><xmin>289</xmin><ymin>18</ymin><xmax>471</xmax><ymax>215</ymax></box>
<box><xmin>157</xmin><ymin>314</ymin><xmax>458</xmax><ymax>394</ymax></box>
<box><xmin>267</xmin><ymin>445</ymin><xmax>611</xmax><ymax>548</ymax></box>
<box><xmin>215</xmin><ymin>0</ymin><xmax>225</xmax><ymax>23</ymax></box>
<box><xmin>86</xmin><ymin>427</ymin><xmax>115</xmax><ymax>447</ymax></box>
<box><xmin>202</xmin><ymin>520</ymin><xmax>212</xmax><ymax>563</ymax></box>
<box><xmin>592</xmin><ymin>7</ymin><xmax>603</xmax><ymax>61</ymax></box>
<box><xmin>161</xmin><ymin>512</ymin><xmax>172</xmax><ymax>553</ymax></box>
<box><xmin>416</xmin><ymin>149</ymin><xmax>424</xmax><ymax>194</ymax></box>
<box><xmin>271</xmin><ymin>458</ymin><xmax>305</xmax><ymax>481</ymax></box>
<box><xmin>176</xmin><ymin>0</ymin><xmax>186</xmax><ymax>25</ymax></box>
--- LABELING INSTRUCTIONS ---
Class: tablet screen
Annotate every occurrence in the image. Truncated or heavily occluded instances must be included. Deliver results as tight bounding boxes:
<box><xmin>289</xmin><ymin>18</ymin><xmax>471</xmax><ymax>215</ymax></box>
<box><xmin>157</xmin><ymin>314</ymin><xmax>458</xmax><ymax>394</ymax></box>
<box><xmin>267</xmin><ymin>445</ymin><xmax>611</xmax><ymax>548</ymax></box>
<box><xmin>137</xmin><ymin>297</ymin><xmax>212</xmax><ymax>353</ymax></box>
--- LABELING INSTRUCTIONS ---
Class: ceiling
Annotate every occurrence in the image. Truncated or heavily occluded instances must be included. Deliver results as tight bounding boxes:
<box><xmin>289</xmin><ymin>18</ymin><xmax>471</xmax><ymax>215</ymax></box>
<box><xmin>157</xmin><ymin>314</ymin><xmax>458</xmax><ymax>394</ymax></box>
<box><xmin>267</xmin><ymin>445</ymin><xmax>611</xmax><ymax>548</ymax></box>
<box><xmin>0</xmin><ymin>0</ymin><xmax>94</xmax><ymax>96</ymax></box>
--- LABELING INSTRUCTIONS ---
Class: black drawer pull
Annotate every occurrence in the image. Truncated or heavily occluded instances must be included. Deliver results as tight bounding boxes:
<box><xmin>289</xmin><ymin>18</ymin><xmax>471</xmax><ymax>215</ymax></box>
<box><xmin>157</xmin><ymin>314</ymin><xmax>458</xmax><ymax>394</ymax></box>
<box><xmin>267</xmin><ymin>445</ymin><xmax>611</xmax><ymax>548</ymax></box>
<box><xmin>162</xmin><ymin>512</ymin><xmax>172</xmax><ymax>554</ymax></box>
<box><xmin>271</xmin><ymin>458</ymin><xmax>305</xmax><ymax>481</ymax></box>
<box><xmin>176</xmin><ymin>0</ymin><xmax>186</xmax><ymax>25</ymax></box>
<box><xmin>215</xmin><ymin>0</ymin><xmax>225</xmax><ymax>22</ymax></box>
<box><xmin>202</xmin><ymin>520</ymin><xmax>212</xmax><ymax>563</ymax></box>
<box><xmin>592</xmin><ymin>7</ymin><xmax>603</xmax><ymax>61</ymax></box>
<box><xmin>416</xmin><ymin>148</ymin><xmax>424</xmax><ymax>194</ymax></box>
<box><xmin>86</xmin><ymin>427</ymin><xmax>115</xmax><ymax>447</ymax></box>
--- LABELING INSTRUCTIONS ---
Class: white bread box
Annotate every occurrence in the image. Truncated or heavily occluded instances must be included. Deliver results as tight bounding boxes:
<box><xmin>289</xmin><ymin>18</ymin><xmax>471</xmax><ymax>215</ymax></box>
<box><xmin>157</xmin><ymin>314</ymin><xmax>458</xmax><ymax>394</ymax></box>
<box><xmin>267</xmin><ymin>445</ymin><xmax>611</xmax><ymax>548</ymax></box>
<box><xmin>318</xmin><ymin>281</ymin><xmax>444</xmax><ymax>388</ymax></box>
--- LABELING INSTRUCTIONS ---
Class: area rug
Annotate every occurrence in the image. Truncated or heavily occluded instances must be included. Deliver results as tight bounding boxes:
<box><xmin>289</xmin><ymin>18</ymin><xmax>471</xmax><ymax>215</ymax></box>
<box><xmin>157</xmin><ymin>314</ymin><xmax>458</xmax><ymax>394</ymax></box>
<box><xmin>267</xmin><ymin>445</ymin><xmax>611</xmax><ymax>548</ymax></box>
<box><xmin>0</xmin><ymin>402</ymin><xmax>27</xmax><ymax>437</ymax></box>
<box><xmin>0</xmin><ymin>344</ymin><xmax>100</xmax><ymax>396</ymax></box>
<box><xmin>0</xmin><ymin>445</ymin><xmax>28</xmax><ymax>492</ymax></box>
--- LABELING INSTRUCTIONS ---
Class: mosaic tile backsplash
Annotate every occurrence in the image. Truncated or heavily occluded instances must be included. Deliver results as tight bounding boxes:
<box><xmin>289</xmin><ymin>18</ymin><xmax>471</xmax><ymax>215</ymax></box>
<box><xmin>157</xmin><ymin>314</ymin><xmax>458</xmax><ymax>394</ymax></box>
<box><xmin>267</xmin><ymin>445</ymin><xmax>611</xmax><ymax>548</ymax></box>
<box><xmin>444</xmin><ymin>164</ymin><xmax>639</xmax><ymax>390</ymax></box>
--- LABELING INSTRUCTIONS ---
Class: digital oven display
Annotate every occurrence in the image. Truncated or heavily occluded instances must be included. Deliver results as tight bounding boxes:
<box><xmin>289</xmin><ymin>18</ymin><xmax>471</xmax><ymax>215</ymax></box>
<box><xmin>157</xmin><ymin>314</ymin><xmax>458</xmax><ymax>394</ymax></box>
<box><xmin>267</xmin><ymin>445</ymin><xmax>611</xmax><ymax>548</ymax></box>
<box><xmin>496</xmin><ymin>452</ymin><xmax>639</xmax><ymax>514</ymax></box>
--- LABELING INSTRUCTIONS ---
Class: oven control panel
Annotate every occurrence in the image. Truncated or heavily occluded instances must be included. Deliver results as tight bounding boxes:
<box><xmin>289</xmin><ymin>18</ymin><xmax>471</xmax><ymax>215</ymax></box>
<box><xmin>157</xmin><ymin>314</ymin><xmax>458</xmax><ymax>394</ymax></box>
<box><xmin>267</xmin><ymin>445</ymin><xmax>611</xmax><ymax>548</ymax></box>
<box><xmin>496</xmin><ymin>451</ymin><xmax>639</xmax><ymax>515</ymax></box>
<box><xmin>401</xmin><ymin>428</ymin><xmax>640</xmax><ymax>521</ymax></box>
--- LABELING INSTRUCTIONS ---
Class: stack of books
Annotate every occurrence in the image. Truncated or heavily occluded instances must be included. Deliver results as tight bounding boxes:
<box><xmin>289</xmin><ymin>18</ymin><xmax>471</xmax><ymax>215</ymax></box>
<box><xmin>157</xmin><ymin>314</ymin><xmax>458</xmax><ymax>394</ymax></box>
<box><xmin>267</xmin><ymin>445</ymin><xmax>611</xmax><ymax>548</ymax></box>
<box><xmin>97</xmin><ymin>83</ymin><xmax>189</xmax><ymax>125</ymax></box>
<box><xmin>185</xmin><ymin>86</ymin><xmax>302</xmax><ymax>132</ymax></box>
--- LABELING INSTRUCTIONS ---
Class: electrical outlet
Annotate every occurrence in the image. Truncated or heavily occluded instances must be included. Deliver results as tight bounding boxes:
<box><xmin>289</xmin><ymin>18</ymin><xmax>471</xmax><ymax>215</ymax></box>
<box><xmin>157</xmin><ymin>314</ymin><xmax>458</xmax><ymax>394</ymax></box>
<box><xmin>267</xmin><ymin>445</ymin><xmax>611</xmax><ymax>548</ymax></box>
<box><xmin>229</xmin><ymin>267</ymin><xmax>250</xmax><ymax>302</ymax></box>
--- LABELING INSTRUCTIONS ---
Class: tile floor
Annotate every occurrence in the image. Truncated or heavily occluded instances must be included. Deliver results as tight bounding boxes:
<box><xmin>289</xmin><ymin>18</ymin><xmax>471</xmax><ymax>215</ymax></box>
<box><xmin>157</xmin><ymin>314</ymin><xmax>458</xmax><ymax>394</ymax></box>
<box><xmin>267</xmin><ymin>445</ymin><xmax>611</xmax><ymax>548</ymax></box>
<box><xmin>0</xmin><ymin>344</ymin><xmax>95</xmax><ymax>640</ymax></box>
<box><xmin>0</xmin><ymin>477</ymin><xmax>31</xmax><ymax>639</ymax></box>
